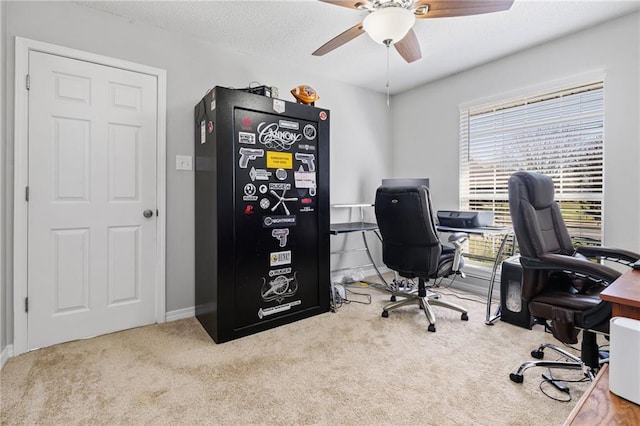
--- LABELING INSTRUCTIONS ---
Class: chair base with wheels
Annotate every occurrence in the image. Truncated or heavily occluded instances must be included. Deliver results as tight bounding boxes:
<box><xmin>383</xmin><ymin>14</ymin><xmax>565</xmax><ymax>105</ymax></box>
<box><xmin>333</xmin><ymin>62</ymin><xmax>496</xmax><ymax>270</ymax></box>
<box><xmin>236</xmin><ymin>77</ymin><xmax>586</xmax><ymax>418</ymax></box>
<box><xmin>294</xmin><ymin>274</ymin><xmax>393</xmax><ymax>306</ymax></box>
<box><xmin>509</xmin><ymin>329</ymin><xmax>600</xmax><ymax>383</ymax></box>
<box><xmin>381</xmin><ymin>276</ymin><xmax>469</xmax><ymax>332</ymax></box>
<box><xmin>374</xmin><ymin>185</ymin><xmax>470</xmax><ymax>332</ymax></box>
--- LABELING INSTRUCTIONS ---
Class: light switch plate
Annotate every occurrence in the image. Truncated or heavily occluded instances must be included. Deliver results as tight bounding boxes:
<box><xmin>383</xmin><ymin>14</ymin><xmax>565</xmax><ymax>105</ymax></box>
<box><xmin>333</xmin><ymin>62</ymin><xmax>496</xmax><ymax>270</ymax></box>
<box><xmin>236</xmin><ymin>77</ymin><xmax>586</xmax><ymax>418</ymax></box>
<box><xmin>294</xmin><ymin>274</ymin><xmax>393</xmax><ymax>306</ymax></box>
<box><xmin>176</xmin><ymin>155</ymin><xmax>193</xmax><ymax>171</ymax></box>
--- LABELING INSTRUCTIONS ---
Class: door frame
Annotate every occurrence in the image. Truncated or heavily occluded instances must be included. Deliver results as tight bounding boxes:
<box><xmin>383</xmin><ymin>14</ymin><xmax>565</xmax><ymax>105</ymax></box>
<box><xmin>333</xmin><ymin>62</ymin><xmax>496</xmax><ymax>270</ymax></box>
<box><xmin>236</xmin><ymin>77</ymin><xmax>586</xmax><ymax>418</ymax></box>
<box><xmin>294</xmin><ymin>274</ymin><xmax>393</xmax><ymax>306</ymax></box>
<box><xmin>13</xmin><ymin>37</ymin><xmax>167</xmax><ymax>355</ymax></box>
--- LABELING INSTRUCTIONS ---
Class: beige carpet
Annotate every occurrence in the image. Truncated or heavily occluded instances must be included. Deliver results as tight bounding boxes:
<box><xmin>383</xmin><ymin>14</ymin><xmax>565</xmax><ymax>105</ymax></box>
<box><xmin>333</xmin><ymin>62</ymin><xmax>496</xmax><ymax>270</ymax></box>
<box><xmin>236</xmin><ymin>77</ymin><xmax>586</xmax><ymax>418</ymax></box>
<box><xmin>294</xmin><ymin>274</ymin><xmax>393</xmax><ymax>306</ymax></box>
<box><xmin>1</xmin><ymin>285</ymin><xmax>591</xmax><ymax>425</ymax></box>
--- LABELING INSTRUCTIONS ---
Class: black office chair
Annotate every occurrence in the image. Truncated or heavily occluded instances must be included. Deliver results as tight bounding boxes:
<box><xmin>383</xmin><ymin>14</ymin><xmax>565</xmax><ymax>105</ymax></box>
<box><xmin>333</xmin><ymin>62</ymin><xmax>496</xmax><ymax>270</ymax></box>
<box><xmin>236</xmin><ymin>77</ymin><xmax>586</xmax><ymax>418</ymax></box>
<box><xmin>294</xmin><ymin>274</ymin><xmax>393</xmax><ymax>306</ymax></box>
<box><xmin>374</xmin><ymin>185</ymin><xmax>469</xmax><ymax>332</ymax></box>
<box><xmin>507</xmin><ymin>171</ymin><xmax>640</xmax><ymax>383</ymax></box>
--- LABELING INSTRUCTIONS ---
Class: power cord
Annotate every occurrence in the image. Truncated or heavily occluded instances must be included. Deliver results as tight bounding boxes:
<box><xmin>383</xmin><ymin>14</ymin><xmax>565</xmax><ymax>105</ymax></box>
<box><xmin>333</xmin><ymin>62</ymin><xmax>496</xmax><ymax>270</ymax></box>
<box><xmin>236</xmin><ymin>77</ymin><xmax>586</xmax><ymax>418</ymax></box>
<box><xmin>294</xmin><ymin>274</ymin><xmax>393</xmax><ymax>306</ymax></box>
<box><xmin>538</xmin><ymin>367</ymin><xmax>590</xmax><ymax>402</ymax></box>
<box><xmin>345</xmin><ymin>288</ymin><xmax>372</xmax><ymax>305</ymax></box>
<box><xmin>437</xmin><ymin>287</ymin><xmax>487</xmax><ymax>305</ymax></box>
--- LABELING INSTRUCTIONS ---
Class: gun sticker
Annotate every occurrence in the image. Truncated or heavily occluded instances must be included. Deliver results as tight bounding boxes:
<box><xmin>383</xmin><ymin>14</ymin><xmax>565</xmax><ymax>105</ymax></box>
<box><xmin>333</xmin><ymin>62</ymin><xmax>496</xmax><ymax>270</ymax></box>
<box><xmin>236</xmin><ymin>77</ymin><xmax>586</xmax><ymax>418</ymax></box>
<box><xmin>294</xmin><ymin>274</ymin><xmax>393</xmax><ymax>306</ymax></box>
<box><xmin>266</xmin><ymin>151</ymin><xmax>292</xmax><ymax>169</ymax></box>
<box><xmin>238</xmin><ymin>148</ymin><xmax>264</xmax><ymax>169</ymax></box>
<box><xmin>295</xmin><ymin>153</ymin><xmax>315</xmax><ymax>172</ymax></box>
<box><xmin>272</xmin><ymin>228</ymin><xmax>289</xmax><ymax>247</ymax></box>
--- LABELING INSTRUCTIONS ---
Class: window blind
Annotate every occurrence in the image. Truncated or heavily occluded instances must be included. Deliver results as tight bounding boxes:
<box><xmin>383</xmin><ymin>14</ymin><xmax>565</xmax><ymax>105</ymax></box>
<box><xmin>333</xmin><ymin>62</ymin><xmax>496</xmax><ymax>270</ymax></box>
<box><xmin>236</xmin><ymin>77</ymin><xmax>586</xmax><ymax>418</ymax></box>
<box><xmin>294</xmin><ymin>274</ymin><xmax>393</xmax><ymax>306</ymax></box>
<box><xmin>459</xmin><ymin>82</ymin><xmax>604</xmax><ymax>262</ymax></box>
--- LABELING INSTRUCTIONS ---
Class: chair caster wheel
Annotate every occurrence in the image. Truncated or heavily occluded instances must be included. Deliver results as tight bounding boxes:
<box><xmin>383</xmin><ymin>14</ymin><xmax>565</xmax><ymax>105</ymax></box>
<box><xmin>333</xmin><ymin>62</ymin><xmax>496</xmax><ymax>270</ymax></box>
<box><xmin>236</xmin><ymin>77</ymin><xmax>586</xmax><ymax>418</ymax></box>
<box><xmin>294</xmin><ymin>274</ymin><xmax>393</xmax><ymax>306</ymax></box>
<box><xmin>390</xmin><ymin>295</ymin><xmax>396</xmax><ymax>302</ymax></box>
<box><xmin>509</xmin><ymin>373</ymin><xmax>524</xmax><ymax>383</ymax></box>
<box><xmin>461</xmin><ymin>313</ymin><xmax>469</xmax><ymax>321</ymax></box>
<box><xmin>428</xmin><ymin>324</ymin><xmax>436</xmax><ymax>332</ymax></box>
<box><xmin>531</xmin><ymin>349</ymin><xmax>544</xmax><ymax>359</ymax></box>
<box><xmin>382</xmin><ymin>311</ymin><xmax>389</xmax><ymax>318</ymax></box>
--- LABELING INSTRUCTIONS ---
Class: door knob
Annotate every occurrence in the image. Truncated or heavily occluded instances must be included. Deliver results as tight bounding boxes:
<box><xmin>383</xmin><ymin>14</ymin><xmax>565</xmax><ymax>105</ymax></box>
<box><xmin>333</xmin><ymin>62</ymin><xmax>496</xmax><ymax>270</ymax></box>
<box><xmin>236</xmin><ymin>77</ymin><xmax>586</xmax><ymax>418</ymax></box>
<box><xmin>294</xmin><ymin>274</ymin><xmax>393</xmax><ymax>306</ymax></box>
<box><xmin>143</xmin><ymin>209</ymin><xmax>154</xmax><ymax>218</ymax></box>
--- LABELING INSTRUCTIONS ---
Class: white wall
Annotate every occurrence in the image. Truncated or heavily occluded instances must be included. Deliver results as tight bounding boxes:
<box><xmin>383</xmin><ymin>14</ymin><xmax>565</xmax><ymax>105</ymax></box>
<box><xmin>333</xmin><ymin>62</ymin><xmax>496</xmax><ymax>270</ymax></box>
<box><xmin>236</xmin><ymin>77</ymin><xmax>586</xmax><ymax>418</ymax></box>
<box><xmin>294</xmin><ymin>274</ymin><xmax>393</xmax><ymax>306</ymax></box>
<box><xmin>1</xmin><ymin>0</ymin><xmax>7</xmax><ymax>359</ymax></box>
<box><xmin>1</xmin><ymin>1</ymin><xmax>392</xmax><ymax>350</ymax></box>
<box><xmin>392</xmin><ymin>12</ymin><xmax>640</xmax><ymax>252</ymax></box>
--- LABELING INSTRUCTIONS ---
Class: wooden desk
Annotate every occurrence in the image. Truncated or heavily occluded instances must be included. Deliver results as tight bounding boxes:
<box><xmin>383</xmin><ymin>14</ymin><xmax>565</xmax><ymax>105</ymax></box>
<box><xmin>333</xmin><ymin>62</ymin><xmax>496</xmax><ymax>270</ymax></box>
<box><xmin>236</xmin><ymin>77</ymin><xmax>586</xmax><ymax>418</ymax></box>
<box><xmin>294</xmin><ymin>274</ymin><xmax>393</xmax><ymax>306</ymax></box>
<box><xmin>564</xmin><ymin>364</ymin><xmax>640</xmax><ymax>425</ymax></box>
<box><xmin>601</xmin><ymin>269</ymin><xmax>640</xmax><ymax>320</ymax></box>
<box><xmin>566</xmin><ymin>269</ymin><xmax>640</xmax><ymax>425</ymax></box>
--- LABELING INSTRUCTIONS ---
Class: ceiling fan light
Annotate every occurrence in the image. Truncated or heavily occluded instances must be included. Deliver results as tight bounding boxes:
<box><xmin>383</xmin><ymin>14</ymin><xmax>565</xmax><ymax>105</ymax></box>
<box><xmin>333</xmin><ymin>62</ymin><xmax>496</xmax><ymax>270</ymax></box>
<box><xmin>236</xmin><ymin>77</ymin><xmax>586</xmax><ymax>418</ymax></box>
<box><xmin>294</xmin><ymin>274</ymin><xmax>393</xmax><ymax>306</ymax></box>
<box><xmin>363</xmin><ymin>7</ymin><xmax>416</xmax><ymax>45</ymax></box>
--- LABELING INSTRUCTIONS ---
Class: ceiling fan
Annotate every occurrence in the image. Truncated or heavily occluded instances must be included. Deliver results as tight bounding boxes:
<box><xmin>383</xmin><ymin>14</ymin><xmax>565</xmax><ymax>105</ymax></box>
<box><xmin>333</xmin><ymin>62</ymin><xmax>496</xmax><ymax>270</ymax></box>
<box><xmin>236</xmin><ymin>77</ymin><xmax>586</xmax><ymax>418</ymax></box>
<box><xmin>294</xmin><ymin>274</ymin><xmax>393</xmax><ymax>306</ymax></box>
<box><xmin>313</xmin><ymin>0</ymin><xmax>515</xmax><ymax>63</ymax></box>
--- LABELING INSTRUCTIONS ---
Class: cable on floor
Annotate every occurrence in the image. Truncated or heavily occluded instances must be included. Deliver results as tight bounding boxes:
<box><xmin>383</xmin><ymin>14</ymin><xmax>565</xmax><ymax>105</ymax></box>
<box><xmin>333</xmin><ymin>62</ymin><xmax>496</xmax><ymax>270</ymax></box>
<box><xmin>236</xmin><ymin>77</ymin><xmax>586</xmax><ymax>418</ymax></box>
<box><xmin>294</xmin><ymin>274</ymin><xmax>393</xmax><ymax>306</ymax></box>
<box><xmin>344</xmin><ymin>288</ymin><xmax>372</xmax><ymax>305</ymax></box>
<box><xmin>538</xmin><ymin>367</ymin><xmax>590</xmax><ymax>402</ymax></box>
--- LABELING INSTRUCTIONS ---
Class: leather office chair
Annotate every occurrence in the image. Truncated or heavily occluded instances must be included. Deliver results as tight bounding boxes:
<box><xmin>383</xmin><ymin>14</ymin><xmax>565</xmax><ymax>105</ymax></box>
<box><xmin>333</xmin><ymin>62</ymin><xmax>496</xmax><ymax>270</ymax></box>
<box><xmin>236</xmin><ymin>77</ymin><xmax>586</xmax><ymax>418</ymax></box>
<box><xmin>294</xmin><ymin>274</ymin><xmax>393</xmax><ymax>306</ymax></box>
<box><xmin>507</xmin><ymin>171</ymin><xmax>640</xmax><ymax>383</ymax></box>
<box><xmin>374</xmin><ymin>185</ymin><xmax>469</xmax><ymax>332</ymax></box>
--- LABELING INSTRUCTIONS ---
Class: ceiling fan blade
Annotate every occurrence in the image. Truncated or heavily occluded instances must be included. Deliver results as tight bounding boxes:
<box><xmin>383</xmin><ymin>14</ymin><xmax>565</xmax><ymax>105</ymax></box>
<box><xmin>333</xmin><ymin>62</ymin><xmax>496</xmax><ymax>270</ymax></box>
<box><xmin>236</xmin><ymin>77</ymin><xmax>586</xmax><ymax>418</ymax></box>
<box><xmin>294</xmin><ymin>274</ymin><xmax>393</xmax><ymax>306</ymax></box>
<box><xmin>318</xmin><ymin>0</ymin><xmax>365</xmax><ymax>10</ymax></box>
<box><xmin>312</xmin><ymin>23</ymin><xmax>365</xmax><ymax>56</ymax></box>
<box><xmin>394</xmin><ymin>29</ymin><xmax>422</xmax><ymax>63</ymax></box>
<box><xmin>414</xmin><ymin>0</ymin><xmax>514</xmax><ymax>19</ymax></box>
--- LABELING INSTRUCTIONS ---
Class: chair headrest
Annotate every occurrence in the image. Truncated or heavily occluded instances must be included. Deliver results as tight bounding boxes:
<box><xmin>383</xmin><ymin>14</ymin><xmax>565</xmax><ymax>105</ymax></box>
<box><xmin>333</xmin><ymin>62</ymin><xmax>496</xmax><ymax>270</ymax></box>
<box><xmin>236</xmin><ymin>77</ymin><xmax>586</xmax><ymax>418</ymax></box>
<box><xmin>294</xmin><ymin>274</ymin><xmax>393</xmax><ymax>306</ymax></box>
<box><xmin>512</xmin><ymin>171</ymin><xmax>555</xmax><ymax>209</ymax></box>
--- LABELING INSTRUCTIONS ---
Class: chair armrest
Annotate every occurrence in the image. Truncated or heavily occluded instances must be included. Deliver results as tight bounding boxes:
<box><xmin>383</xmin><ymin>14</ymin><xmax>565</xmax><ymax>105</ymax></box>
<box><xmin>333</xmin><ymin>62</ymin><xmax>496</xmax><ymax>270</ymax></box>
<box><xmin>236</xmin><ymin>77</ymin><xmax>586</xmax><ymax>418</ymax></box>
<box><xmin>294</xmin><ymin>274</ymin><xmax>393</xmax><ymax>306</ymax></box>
<box><xmin>447</xmin><ymin>232</ymin><xmax>469</xmax><ymax>244</ymax></box>
<box><xmin>523</xmin><ymin>254</ymin><xmax>621</xmax><ymax>284</ymax></box>
<box><xmin>575</xmin><ymin>245</ymin><xmax>640</xmax><ymax>264</ymax></box>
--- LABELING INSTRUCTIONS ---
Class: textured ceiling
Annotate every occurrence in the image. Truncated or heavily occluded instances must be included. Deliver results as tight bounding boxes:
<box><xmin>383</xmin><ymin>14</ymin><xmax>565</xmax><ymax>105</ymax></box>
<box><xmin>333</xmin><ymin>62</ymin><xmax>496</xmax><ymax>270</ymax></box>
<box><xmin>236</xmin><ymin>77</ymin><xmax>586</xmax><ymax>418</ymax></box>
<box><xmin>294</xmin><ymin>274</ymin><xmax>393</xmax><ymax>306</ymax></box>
<box><xmin>76</xmin><ymin>0</ymin><xmax>640</xmax><ymax>94</ymax></box>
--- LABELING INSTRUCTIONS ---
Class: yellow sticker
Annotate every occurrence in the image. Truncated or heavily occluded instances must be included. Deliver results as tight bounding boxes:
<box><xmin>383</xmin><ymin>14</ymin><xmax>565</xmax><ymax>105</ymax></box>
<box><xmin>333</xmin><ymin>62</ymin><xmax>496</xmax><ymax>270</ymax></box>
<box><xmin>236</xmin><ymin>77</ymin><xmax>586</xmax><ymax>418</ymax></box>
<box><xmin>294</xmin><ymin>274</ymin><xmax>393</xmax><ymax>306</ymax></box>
<box><xmin>266</xmin><ymin>151</ymin><xmax>292</xmax><ymax>169</ymax></box>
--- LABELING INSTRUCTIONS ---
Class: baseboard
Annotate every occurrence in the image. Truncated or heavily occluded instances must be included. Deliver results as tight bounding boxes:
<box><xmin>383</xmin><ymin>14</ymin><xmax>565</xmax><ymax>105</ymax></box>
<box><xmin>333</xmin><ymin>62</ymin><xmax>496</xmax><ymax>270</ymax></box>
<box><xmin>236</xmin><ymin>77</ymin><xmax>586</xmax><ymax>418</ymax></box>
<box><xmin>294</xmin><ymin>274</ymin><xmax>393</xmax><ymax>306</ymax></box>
<box><xmin>1</xmin><ymin>344</ymin><xmax>14</xmax><ymax>371</ymax></box>
<box><xmin>447</xmin><ymin>277</ymin><xmax>493</xmax><ymax>300</ymax></box>
<box><xmin>165</xmin><ymin>306</ymin><xmax>195</xmax><ymax>322</ymax></box>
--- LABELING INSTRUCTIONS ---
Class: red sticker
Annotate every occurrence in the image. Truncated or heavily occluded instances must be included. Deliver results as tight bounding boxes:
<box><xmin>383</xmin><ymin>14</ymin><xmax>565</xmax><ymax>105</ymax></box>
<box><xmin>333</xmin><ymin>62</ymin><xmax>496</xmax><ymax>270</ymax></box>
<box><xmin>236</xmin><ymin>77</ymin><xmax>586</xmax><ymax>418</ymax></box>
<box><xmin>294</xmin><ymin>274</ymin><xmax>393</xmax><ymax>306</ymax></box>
<box><xmin>207</xmin><ymin>121</ymin><xmax>214</xmax><ymax>133</ymax></box>
<box><xmin>319</xmin><ymin>111</ymin><xmax>327</xmax><ymax>121</ymax></box>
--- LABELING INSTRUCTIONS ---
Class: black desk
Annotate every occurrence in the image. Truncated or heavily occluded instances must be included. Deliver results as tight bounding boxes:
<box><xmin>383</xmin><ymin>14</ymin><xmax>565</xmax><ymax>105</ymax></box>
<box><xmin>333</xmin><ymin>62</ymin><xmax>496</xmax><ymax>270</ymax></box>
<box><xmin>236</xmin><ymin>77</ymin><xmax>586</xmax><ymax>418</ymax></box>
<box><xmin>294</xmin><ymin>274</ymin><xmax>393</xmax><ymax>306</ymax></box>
<box><xmin>329</xmin><ymin>215</ymin><xmax>513</xmax><ymax>322</ymax></box>
<box><xmin>330</xmin><ymin>204</ymin><xmax>387</xmax><ymax>287</ymax></box>
<box><xmin>330</xmin><ymin>221</ymin><xmax>379</xmax><ymax>235</ymax></box>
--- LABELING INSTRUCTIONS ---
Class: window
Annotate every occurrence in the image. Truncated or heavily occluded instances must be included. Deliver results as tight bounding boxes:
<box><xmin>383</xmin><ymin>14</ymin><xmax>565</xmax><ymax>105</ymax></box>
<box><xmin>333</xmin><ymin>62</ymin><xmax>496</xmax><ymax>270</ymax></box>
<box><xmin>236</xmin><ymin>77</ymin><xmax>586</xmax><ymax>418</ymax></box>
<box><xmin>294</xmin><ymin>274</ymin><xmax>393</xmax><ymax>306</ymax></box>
<box><xmin>459</xmin><ymin>81</ymin><xmax>604</xmax><ymax>263</ymax></box>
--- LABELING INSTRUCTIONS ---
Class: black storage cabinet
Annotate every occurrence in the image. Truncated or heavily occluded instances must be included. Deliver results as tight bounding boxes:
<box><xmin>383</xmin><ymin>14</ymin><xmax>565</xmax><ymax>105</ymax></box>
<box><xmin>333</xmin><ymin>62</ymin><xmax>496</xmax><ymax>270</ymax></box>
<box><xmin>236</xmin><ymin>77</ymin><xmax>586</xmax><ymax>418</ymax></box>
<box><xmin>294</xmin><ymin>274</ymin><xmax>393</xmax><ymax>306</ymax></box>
<box><xmin>194</xmin><ymin>87</ymin><xmax>330</xmax><ymax>343</ymax></box>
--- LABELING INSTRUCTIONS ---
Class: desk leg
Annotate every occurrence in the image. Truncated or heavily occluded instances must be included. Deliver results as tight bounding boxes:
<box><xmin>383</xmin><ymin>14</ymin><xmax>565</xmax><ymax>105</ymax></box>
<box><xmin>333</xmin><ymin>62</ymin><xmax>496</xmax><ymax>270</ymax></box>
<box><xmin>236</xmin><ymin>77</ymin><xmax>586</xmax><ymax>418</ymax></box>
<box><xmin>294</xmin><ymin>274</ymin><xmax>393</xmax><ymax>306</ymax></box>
<box><xmin>485</xmin><ymin>233</ymin><xmax>511</xmax><ymax>325</ymax></box>
<box><xmin>361</xmin><ymin>231</ymin><xmax>388</xmax><ymax>286</ymax></box>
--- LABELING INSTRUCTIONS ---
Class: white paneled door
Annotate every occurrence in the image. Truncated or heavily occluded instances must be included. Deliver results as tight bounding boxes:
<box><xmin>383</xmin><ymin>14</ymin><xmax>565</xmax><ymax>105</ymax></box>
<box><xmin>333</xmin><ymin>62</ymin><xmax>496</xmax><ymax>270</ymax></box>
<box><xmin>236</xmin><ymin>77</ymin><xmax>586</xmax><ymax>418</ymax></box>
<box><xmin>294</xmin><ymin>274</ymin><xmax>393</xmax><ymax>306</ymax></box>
<box><xmin>27</xmin><ymin>51</ymin><xmax>158</xmax><ymax>349</ymax></box>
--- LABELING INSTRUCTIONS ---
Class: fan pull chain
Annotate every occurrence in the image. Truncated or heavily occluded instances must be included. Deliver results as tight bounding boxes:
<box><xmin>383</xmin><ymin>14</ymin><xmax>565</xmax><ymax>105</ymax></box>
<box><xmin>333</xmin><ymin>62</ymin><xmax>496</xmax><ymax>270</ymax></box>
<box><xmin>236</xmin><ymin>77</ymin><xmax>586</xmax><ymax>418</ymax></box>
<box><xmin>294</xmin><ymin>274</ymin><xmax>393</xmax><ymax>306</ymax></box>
<box><xmin>385</xmin><ymin>39</ymin><xmax>391</xmax><ymax>107</ymax></box>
